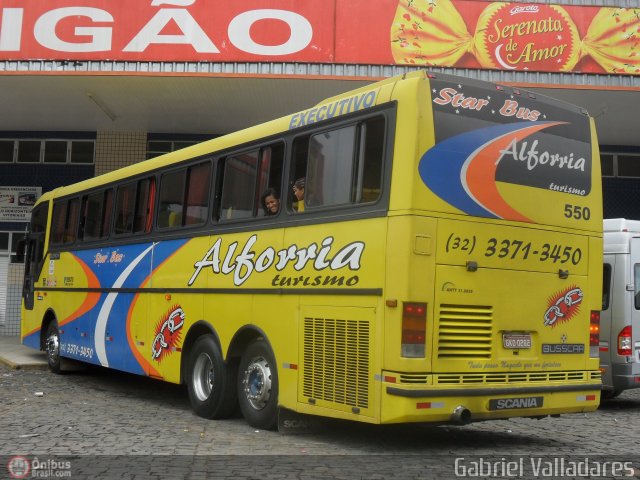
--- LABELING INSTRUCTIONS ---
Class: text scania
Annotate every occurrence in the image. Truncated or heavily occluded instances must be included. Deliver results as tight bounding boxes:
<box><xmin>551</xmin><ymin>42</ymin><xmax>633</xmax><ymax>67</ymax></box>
<box><xmin>0</xmin><ymin>5</ymin><xmax>312</xmax><ymax>56</ymax></box>
<box><xmin>188</xmin><ymin>235</ymin><xmax>365</xmax><ymax>287</ymax></box>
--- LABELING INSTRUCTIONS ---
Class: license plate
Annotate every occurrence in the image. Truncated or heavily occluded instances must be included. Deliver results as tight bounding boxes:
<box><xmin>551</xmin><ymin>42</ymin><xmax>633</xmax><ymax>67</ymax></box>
<box><xmin>503</xmin><ymin>333</ymin><xmax>531</xmax><ymax>349</ymax></box>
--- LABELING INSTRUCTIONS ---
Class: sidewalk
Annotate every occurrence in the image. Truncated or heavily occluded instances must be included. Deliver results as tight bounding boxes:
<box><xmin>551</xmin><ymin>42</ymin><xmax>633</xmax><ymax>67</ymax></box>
<box><xmin>0</xmin><ymin>335</ymin><xmax>47</xmax><ymax>370</ymax></box>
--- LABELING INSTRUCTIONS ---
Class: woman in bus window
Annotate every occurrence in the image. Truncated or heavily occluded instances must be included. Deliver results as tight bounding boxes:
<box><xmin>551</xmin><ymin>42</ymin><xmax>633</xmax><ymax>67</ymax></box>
<box><xmin>261</xmin><ymin>188</ymin><xmax>281</xmax><ymax>216</ymax></box>
<box><xmin>292</xmin><ymin>178</ymin><xmax>305</xmax><ymax>213</ymax></box>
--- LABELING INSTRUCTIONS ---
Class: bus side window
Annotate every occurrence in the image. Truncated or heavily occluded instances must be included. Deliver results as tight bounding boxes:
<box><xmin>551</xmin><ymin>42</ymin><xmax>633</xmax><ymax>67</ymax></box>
<box><xmin>634</xmin><ymin>264</ymin><xmax>640</xmax><ymax>310</ymax></box>
<box><xmin>63</xmin><ymin>198</ymin><xmax>80</xmax><ymax>244</ymax></box>
<box><xmin>50</xmin><ymin>199</ymin><xmax>80</xmax><ymax>245</ymax></box>
<box><xmin>133</xmin><ymin>178</ymin><xmax>154</xmax><ymax>234</ymax></box>
<box><xmin>50</xmin><ymin>201</ymin><xmax>67</xmax><ymax>245</ymax></box>
<box><xmin>81</xmin><ymin>191</ymin><xmax>105</xmax><ymax>241</ymax></box>
<box><xmin>219</xmin><ymin>151</ymin><xmax>258</xmax><ymax>221</ymax></box>
<box><xmin>289</xmin><ymin>115</ymin><xmax>385</xmax><ymax>212</ymax></box>
<box><xmin>256</xmin><ymin>143</ymin><xmax>284</xmax><ymax>217</ymax></box>
<box><xmin>185</xmin><ymin>162</ymin><xmax>212</xmax><ymax>226</ymax></box>
<box><xmin>158</xmin><ymin>169</ymin><xmax>186</xmax><ymax>229</ymax></box>
<box><xmin>113</xmin><ymin>182</ymin><xmax>136</xmax><ymax>236</ymax></box>
<box><xmin>602</xmin><ymin>263</ymin><xmax>612</xmax><ymax>310</ymax></box>
<box><xmin>356</xmin><ymin>116</ymin><xmax>385</xmax><ymax>203</ymax></box>
<box><xmin>101</xmin><ymin>189</ymin><xmax>113</xmax><ymax>238</ymax></box>
<box><xmin>81</xmin><ymin>189</ymin><xmax>113</xmax><ymax>241</ymax></box>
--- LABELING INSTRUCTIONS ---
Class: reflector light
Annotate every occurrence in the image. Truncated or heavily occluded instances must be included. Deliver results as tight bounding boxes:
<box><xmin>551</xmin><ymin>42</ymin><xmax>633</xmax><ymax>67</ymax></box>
<box><xmin>577</xmin><ymin>395</ymin><xmax>597</xmax><ymax>401</ymax></box>
<box><xmin>384</xmin><ymin>375</ymin><xmax>397</xmax><ymax>383</ymax></box>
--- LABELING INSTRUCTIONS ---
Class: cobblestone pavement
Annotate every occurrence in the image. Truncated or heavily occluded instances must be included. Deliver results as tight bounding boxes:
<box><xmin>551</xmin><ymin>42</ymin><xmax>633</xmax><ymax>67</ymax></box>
<box><xmin>1</xmin><ymin>364</ymin><xmax>639</xmax><ymax>479</ymax></box>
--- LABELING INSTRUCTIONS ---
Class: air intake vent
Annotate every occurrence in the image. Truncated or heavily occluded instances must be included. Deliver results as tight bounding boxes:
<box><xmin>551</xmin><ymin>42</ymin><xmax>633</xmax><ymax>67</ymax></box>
<box><xmin>438</xmin><ymin>304</ymin><xmax>493</xmax><ymax>358</ymax></box>
<box><xmin>303</xmin><ymin>317</ymin><xmax>369</xmax><ymax>409</ymax></box>
<box><xmin>435</xmin><ymin>371</ymin><xmax>589</xmax><ymax>385</ymax></box>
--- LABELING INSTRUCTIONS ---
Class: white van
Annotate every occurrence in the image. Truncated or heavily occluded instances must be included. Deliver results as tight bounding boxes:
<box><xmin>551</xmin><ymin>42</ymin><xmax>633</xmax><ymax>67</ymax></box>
<box><xmin>601</xmin><ymin>219</ymin><xmax>640</xmax><ymax>398</ymax></box>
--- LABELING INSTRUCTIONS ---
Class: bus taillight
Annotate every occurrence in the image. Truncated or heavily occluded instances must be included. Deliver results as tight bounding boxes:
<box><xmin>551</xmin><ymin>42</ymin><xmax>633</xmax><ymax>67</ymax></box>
<box><xmin>590</xmin><ymin>310</ymin><xmax>600</xmax><ymax>358</ymax></box>
<box><xmin>617</xmin><ymin>325</ymin><xmax>632</xmax><ymax>356</ymax></box>
<box><xmin>402</xmin><ymin>302</ymin><xmax>427</xmax><ymax>358</ymax></box>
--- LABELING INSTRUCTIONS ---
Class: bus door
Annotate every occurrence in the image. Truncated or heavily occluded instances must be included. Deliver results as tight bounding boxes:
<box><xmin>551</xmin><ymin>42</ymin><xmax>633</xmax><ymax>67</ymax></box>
<box><xmin>23</xmin><ymin>203</ymin><xmax>48</xmax><ymax>310</ymax></box>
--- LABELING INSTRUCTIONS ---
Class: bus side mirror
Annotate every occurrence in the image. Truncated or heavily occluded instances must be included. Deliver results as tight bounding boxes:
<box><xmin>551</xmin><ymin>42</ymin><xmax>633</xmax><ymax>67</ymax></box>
<box><xmin>14</xmin><ymin>238</ymin><xmax>26</xmax><ymax>263</ymax></box>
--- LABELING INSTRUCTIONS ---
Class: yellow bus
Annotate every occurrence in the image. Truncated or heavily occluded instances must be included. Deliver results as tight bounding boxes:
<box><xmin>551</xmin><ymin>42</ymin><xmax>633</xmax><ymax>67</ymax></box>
<box><xmin>20</xmin><ymin>70</ymin><xmax>602</xmax><ymax>430</ymax></box>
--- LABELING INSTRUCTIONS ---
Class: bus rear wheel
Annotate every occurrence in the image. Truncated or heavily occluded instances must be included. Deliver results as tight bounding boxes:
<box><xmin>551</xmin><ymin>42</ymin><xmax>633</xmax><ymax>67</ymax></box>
<box><xmin>601</xmin><ymin>389</ymin><xmax>622</xmax><ymax>400</ymax></box>
<box><xmin>238</xmin><ymin>339</ymin><xmax>278</xmax><ymax>430</ymax></box>
<box><xmin>186</xmin><ymin>335</ymin><xmax>237</xmax><ymax>419</ymax></box>
<box><xmin>45</xmin><ymin>321</ymin><xmax>61</xmax><ymax>374</ymax></box>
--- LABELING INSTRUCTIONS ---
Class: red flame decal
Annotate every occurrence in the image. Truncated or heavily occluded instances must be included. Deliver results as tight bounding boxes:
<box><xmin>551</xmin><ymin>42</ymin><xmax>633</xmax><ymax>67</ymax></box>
<box><xmin>543</xmin><ymin>286</ymin><xmax>583</xmax><ymax>328</ymax></box>
<box><xmin>152</xmin><ymin>305</ymin><xmax>185</xmax><ymax>362</ymax></box>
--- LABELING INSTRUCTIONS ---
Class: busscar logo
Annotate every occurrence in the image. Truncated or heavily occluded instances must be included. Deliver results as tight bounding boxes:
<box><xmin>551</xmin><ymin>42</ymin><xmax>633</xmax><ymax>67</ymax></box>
<box><xmin>542</xmin><ymin>343</ymin><xmax>585</xmax><ymax>354</ymax></box>
<box><xmin>488</xmin><ymin>396</ymin><xmax>543</xmax><ymax>410</ymax></box>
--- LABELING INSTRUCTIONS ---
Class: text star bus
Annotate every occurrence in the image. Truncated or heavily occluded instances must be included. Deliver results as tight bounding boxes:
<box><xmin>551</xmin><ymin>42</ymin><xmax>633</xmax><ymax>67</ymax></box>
<box><xmin>20</xmin><ymin>70</ymin><xmax>602</xmax><ymax>430</ymax></box>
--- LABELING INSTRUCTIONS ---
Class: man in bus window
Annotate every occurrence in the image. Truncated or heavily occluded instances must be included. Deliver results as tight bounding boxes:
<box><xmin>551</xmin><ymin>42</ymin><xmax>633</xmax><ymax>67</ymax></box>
<box><xmin>292</xmin><ymin>178</ymin><xmax>305</xmax><ymax>212</ymax></box>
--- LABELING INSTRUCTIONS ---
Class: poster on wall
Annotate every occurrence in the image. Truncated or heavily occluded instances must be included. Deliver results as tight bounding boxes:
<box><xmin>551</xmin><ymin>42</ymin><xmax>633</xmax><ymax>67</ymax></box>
<box><xmin>386</xmin><ymin>0</ymin><xmax>640</xmax><ymax>74</ymax></box>
<box><xmin>0</xmin><ymin>186</ymin><xmax>41</xmax><ymax>222</ymax></box>
<box><xmin>0</xmin><ymin>0</ymin><xmax>637</xmax><ymax>75</ymax></box>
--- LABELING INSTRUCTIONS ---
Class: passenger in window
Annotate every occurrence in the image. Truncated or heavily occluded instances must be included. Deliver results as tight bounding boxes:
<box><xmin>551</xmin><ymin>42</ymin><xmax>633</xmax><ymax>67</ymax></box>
<box><xmin>261</xmin><ymin>188</ymin><xmax>281</xmax><ymax>216</ymax></box>
<box><xmin>292</xmin><ymin>178</ymin><xmax>305</xmax><ymax>212</ymax></box>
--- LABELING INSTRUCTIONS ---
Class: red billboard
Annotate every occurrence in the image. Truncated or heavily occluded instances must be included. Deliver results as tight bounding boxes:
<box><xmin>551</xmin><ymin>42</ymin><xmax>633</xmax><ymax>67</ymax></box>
<box><xmin>0</xmin><ymin>0</ymin><xmax>637</xmax><ymax>75</ymax></box>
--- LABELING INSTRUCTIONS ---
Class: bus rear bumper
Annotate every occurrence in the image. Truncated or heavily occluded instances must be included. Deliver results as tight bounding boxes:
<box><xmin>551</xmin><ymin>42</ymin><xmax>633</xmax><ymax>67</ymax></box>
<box><xmin>380</xmin><ymin>383</ymin><xmax>602</xmax><ymax>424</ymax></box>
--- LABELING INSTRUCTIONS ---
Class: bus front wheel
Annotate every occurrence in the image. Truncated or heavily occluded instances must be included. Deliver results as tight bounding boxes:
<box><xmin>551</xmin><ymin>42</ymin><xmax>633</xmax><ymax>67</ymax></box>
<box><xmin>238</xmin><ymin>339</ymin><xmax>278</xmax><ymax>430</ymax></box>
<box><xmin>186</xmin><ymin>335</ymin><xmax>237</xmax><ymax>419</ymax></box>
<box><xmin>45</xmin><ymin>321</ymin><xmax>61</xmax><ymax>374</ymax></box>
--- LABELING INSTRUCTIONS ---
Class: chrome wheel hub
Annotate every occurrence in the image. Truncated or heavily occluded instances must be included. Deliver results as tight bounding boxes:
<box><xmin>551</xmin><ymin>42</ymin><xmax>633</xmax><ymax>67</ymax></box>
<box><xmin>242</xmin><ymin>356</ymin><xmax>272</xmax><ymax>410</ymax></box>
<box><xmin>46</xmin><ymin>331</ymin><xmax>59</xmax><ymax>365</ymax></box>
<box><xmin>193</xmin><ymin>353</ymin><xmax>214</xmax><ymax>401</ymax></box>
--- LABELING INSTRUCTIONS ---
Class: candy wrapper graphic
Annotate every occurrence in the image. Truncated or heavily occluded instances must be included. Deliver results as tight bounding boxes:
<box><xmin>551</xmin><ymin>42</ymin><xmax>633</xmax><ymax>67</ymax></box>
<box><xmin>391</xmin><ymin>0</ymin><xmax>640</xmax><ymax>74</ymax></box>
<box><xmin>581</xmin><ymin>7</ymin><xmax>640</xmax><ymax>74</ymax></box>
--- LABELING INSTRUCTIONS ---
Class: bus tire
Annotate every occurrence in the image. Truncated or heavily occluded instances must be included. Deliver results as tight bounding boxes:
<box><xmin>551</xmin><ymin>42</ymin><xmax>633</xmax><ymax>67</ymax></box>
<box><xmin>601</xmin><ymin>389</ymin><xmax>622</xmax><ymax>400</ymax></box>
<box><xmin>237</xmin><ymin>339</ymin><xmax>278</xmax><ymax>430</ymax></box>
<box><xmin>45</xmin><ymin>321</ymin><xmax>62</xmax><ymax>374</ymax></box>
<box><xmin>186</xmin><ymin>335</ymin><xmax>237</xmax><ymax>419</ymax></box>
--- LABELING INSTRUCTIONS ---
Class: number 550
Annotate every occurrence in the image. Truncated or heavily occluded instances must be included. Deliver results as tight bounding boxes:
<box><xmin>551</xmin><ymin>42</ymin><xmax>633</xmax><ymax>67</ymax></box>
<box><xmin>564</xmin><ymin>204</ymin><xmax>591</xmax><ymax>220</ymax></box>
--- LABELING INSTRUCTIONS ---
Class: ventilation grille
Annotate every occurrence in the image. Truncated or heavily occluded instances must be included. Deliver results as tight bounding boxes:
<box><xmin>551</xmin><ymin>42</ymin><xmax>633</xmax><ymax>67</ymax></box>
<box><xmin>398</xmin><ymin>373</ymin><xmax>430</xmax><ymax>384</ymax></box>
<box><xmin>436</xmin><ymin>371</ymin><xmax>590</xmax><ymax>385</ymax></box>
<box><xmin>303</xmin><ymin>317</ymin><xmax>369</xmax><ymax>408</ymax></box>
<box><xmin>438</xmin><ymin>304</ymin><xmax>493</xmax><ymax>358</ymax></box>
